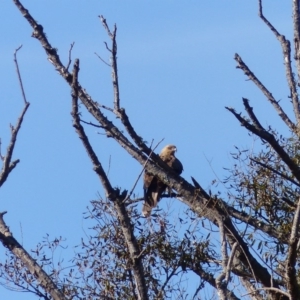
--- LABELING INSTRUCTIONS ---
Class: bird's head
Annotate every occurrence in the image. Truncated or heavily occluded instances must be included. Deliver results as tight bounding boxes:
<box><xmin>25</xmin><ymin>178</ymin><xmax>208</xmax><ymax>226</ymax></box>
<box><xmin>161</xmin><ymin>144</ymin><xmax>177</xmax><ymax>155</ymax></box>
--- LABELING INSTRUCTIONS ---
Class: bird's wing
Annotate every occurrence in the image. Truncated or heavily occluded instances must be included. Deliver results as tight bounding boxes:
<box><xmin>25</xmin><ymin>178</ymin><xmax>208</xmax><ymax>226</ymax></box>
<box><xmin>172</xmin><ymin>157</ymin><xmax>183</xmax><ymax>175</ymax></box>
<box><xmin>160</xmin><ymin>153</ymin><xmax>183</xmax><ymax>175</ymax></box>
<box><xmin>142</xmin><ymin>170</ymin><xmax>166</xmax><ymax>217</ymax></box>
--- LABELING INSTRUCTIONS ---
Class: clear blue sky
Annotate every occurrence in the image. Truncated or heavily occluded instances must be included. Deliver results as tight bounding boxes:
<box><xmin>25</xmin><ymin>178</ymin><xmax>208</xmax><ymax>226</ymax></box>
<box><xmin>0</xmin><ymin>1</ymin><xmax>293</xmax><ymax>299</ymax></box>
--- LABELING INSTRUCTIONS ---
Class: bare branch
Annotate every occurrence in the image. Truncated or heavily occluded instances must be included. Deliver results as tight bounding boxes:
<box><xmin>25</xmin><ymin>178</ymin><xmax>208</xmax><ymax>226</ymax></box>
<box><xmin>234</xmin><ymin>53</ymin><xmax>297</xmax><ymax>133</ymax></box>
<box><xmin>293</xmin><ymin>0</ymin><xmax>300</xmax><ymax>83</ymax></box>
<box><xmin>259</xmin><ymin>0</ymin><xmax>300</xmax><ymax>130</ymax></box>
<box><xmin>0</xmin><ymin>139</ymin><xmax>3</xmax><ymax>160</ymax></box>
<box><xmin>66</xmin><ymin>42</ymin><xmax>75</xmax><ymax>71</ymax></box>
<box><xmin>79</xmin><ymin>118</ymin><xmax>104</xmax><ymax>128</ymax></box>
<box><xmin>13</xmin><ymin>0</ymin><xmax>157</xmax><ymax>163</ymax></box>
<box><xmin>94</xmin><ymin>52</ymin><xmax>111</xmax><ymax>67</ymax></box>
<box><xmin>71</xmin><ymin>58</ymin><xmax>115</xmax><ymax>199</ymax></box>
<box><xmin>14</xmin><ymin>45</ymin><xmax>28</xmax><ymax>105</ymax></box>
<box><xmin>99</xmin><ymin>16</ymin><xmax>119</xmax><ymax>111</ymax></box>
<box><xmin>242</xmin><ymin>286</ymin><xmax>290</xmax><ymax>299</ymax></box>
<box><xmin>99</xmin><ymin>15</ymin><xmax>113</xmax><ymax>38</ymax></box>
<box><xmin>0</xmin><ymin>46</ymin><xmax>30</xmax><ymax>188</ymax></box>
<box><xmin>242</xmin><ymin>98</ymin><xmax>263</xmax><ymax>129</ymax></box>
<box><xmin>258</xmin><ymin>0</ymin><xmax>281</xmax><ymax>37</ymax></box>
<box><xmin>226</xmin><ymin>105</ymin><xmax>300</xmax><ymax>182</ymax></box>
<box><xmin>99</xmin><ymin>15</ymin><xmax>156</xmax><ymax>155</ymax></box>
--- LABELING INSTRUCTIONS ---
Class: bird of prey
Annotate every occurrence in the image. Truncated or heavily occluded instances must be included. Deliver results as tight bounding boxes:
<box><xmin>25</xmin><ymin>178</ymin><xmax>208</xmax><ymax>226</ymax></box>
<box><xmin>142</xmin><ymin>144</ymin><xmax>183</xmax><ymax>217</ymax></box>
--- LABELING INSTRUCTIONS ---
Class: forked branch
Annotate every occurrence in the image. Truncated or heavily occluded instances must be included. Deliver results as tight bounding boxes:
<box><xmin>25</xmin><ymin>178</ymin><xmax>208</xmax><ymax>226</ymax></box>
<box><xmin>259</xmin><ymin>0</ymin><xmax>300</xmax><ymax>128</ymax></box>
<box><xmin>0</xmin><ymin>46</ymin><xmax>30</xmax><ymax>188</ymax></box>
<box><xmin>234</xmin><ymin>53</ymin><xmax>297</xmax><ymax>133</ymax></box>
<box><xmin>71</xmin><ymin>59</ymin><xmax>115</xmax><ymax>199</ymax></box>
<box><xmin>99</xmin><ymin>15</ymin><xmax>152</xmax><ymax>154</ymax></box>
<box><xmin>226</xmin><ymin>104</ymin><xmax>300</xmax><ymax>182</ymax></box>
<box><xmin>99</xmin><ymin>16</ymin><xmax>120</xmax><ymax>112</ymax></box>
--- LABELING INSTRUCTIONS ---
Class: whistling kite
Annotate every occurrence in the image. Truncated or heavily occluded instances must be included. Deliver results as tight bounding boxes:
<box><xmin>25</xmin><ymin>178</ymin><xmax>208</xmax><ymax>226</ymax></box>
<box><xmin>142</xmin><ymin>145</ymin><xmax>183</xmax><ymax>217</ymax></box>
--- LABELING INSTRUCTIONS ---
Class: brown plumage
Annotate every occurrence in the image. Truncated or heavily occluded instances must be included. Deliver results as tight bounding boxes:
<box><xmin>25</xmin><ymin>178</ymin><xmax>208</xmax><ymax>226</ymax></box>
<box><xmin>142</xmin><ymin>144</ymin><xmax>183</xmax><ymax>217</ymax></box>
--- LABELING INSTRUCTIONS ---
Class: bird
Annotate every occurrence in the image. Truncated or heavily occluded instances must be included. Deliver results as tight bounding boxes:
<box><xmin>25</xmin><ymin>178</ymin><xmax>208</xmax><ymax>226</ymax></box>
<box><xmin>142</xmin><ymin>144</ymin><xmax>183</xmax><ymax>217</ymax></box>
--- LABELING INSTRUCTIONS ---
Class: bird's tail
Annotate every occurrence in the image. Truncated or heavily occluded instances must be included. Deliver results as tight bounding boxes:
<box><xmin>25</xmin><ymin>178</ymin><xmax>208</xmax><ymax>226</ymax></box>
<box><xmin>142</xmin><ymin>201</ymin><xmax>152</xmax><ymax>218</ymax></box>
<box><xmin>142</xmin><ymin>192</ymin><xmax>158</xmax><ymax>217</ymax></box>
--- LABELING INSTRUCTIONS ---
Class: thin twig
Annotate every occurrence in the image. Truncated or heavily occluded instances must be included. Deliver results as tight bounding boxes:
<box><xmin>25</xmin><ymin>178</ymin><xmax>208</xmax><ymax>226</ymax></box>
<box><xmin>0</xmin><ymin>139</ymin><xmax>3</xmax><ymax>161</ymax></box>
<box><xmin>99</xmin><ymin>16</ymin><xmax>119</xmax><ymax>112</ymax></box>
<box><xmin>66</xmin><ymin>42</ymin><xmax>75</xmax><ymax>71</ymax></box>
<box><xmin>107</xmin><ymin>155</ymin><xmax>111</xmax><ymax>177</ymax></box>
<box><xmin>14</xmin><ymin>45</ymin><xmax>28</xmax><ymax>104</ymax></box>
<box><xmin>94</xmin><ymin>52</ymin><xmax>111</xmax><ymax>67</ymax></box>
<box><xmin>96</xmin><ymin>104</ymin><xmax>114</xmax><ymax>113</ymax></box>
<box><xmin>80</xmin><ymin>119</ymin><xmax>104</xmax><ymax>128</ymax></box>
<box><xmin>241</xmin><ymin>286</ymin><xmax>290</xmax><ymax>298</ymax></box>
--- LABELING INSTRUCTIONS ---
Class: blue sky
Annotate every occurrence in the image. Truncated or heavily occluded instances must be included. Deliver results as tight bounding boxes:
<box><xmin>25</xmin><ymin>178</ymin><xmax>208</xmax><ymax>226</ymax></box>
<box><xmin>0</xmin><ymin>1</ymin><xmax>294</xmax><ymax>299</ymax></box>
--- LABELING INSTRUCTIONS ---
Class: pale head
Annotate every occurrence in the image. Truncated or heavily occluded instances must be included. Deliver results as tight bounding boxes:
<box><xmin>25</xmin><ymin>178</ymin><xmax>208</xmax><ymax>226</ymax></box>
<box><xmin>160</xmin><ymin>144</ymin><xmax>177</xmax><ymax>156</ymax></box>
